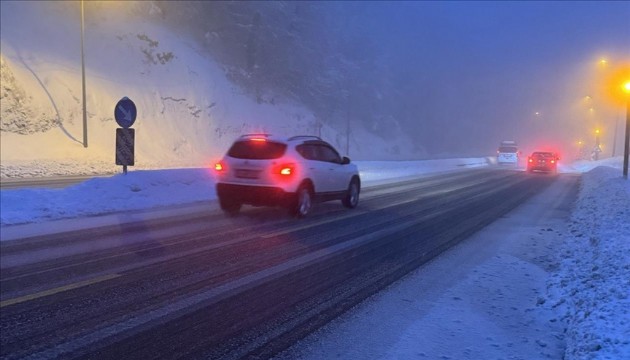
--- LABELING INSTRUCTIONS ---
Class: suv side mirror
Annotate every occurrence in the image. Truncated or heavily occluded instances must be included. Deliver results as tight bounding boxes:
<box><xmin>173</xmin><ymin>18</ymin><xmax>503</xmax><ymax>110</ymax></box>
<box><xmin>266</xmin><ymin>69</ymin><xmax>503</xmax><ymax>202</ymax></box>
<box><xmin>341</xmin><ymin>156</ymin><xmax>351</xmax><ymax>165</ymax></box>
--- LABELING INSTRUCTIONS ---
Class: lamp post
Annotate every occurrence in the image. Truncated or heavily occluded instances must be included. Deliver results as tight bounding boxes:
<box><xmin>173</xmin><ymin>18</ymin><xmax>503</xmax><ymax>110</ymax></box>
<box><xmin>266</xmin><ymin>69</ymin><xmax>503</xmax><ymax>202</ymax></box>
<box><xmin>81</xmin><ymin>0</ymin><xmax>88</xmax><ymax>148</ymax></box>
<box><xmin>612</xmin><ymin>114</ymin><xmax>620</xmax><ymax>157</ymax></box>
<box><xmin>577</xmin><ymin>140</ymin><xmax>584</xmax><ymax>160</ymax></box>
<box><xmin>623</xmin><ymin>81</ymin><xmax>630</xmax><ymax>179</ymax></box>
<box><xmin>594</xmin><ymin>129</ymin><xmax>601</xmax><ymax>161</ymax></box>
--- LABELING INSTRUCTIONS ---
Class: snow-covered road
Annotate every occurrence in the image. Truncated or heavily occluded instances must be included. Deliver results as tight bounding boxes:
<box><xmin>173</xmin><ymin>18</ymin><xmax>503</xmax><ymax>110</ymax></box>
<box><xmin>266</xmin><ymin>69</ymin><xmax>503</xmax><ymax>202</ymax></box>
<box><xmin>1</xmin><ymin>159</ymin><xmax>628</xmax><ymax>359</ymax></box>
<box><xmin>277</xmin><ymin>172</ymin><xmax>579</xmax><ymax>360</ymax></box>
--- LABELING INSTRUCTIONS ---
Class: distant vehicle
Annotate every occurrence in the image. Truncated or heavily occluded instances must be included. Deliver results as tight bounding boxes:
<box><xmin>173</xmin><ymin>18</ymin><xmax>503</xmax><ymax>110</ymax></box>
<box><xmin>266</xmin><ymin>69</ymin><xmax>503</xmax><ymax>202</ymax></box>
<box><xmin>214</xmin><ymin>134</ymin><xmax>360</xmax><ymax>217</ymax></box>
<box><xmin>497</xmin><ymin>140</ymin><xmax>520</xmax><ymax>166</ymax></box>
<box><xmin>526</xmin><ymin>151</ymin><xmax>559</xmax><ymax>173</ymax></box>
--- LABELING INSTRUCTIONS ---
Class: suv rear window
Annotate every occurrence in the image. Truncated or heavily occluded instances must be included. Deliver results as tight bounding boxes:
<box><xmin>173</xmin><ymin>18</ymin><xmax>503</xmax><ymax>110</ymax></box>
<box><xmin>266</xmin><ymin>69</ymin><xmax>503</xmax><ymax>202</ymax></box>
<box><xmin>498</xmin><ymin>146</ymin><xmax>518</xmax><ymax>153</ymax></box>
<box><xmin>227</xmin><ymin>140</ymin><xmax>287</xmax><ymax>159</ymax></box>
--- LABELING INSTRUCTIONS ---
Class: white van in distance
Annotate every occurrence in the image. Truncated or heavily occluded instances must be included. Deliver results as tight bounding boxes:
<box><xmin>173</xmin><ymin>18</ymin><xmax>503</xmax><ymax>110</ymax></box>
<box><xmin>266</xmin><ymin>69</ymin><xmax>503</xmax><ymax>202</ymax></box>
<box><xmin>497</xmin><ymin>140</ymin><xmax>520</xmax><ymax>166</ymax></box>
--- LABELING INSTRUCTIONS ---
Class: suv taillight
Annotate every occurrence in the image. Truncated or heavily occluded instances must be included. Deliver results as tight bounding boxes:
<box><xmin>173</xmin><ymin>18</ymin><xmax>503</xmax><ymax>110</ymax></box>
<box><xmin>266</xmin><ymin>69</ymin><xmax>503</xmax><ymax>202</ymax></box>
<box><xmin>214</xmin><ymin>162</ymin><xmax>225</xmax><ymax>172</ymax></box>
<box><xmin>275</xmin><ymin>163</ymin><xmax>295</xmax><ymax>177</ymax></box>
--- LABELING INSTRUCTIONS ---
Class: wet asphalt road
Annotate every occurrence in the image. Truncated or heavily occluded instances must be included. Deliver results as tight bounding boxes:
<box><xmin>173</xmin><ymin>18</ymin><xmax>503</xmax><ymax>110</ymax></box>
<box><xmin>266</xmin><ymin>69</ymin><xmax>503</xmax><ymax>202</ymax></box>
<box><xmin>0</xmin><ymin>168</ymin><xmax>562</xmax><ymax>359</ymax></box>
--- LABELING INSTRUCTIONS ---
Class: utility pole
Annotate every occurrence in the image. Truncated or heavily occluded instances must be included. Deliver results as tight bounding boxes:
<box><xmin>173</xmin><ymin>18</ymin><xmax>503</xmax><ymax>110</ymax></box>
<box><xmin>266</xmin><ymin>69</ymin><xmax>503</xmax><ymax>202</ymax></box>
<box><xmin>612</xmin><ymin>114</ymin><xmax>620</xmax><ymax>157</ymax></box>
<box><xmin>623</xmin><ymin>96</ymin><xmax>629</xmax><ymax>179</ymax></box>
<box><xmin>345</xmin><ymin>111</ymin><xmax>350</xmax><ymax>156</ymax></box>
<box><xmin>343</xmin><ymin>91</ymin><xmax>350</xmax><ymax>156</ymax></box>
<box><xmin>594</xmin><ymin>129</ymin><xmax>601</xmax><ymax>161</ymax></box>
<box><xmin>81</xmin><ymin>0</ymin><xmax>88</xmax><ymax>148</ymax></box>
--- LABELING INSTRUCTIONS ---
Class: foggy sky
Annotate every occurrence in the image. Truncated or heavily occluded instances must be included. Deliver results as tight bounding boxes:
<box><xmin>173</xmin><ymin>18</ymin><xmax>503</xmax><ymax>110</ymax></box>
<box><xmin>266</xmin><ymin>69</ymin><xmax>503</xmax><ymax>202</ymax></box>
<box><xmin>339</xmin><ymin>1</ymin><xmax>630</xmax><ymax>157</ymax></box>
<box><xmin>60</xmin><ymin>1</ymin><xmax>630</xmax><ymax>158</ymax></box>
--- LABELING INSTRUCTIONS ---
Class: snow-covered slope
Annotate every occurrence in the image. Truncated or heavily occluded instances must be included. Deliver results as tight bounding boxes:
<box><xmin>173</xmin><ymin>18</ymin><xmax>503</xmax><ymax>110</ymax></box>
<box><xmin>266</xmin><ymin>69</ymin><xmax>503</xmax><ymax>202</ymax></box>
<box><xmin>0</xmin><ymin>1</ymin><xmax>416</xmax><ymax>178</ymax></box>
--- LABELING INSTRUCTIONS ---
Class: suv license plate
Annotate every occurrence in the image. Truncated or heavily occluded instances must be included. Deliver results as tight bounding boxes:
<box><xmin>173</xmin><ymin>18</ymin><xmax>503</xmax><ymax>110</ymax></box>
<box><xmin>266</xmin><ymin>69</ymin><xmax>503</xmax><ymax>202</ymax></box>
<box><xmin>235</xmin><ymin>169</ymin><xmax>260</xmax><ymax>179</ymax></box>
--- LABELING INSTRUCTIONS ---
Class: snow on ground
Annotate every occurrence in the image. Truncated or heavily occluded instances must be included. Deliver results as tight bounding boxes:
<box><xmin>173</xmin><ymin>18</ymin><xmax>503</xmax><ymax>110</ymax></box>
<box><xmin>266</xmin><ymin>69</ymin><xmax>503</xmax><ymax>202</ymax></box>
<box><xmin>0</xmin><ymin>155</ymin><xmax>628</xmax><ymax>359</ymax></box>
<box><xmin>546</xmin><ymin>166</ymin><xmax>630</xmax><ymax>359</ymax></box>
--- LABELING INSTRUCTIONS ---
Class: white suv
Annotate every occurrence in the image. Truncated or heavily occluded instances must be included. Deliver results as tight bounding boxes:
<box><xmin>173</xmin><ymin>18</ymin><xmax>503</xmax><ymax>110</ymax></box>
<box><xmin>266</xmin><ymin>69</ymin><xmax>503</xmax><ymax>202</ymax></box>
<box><xmin>214</xmin><ymin>134</ymin><xmax>360</xmax><ymax>217</ymax></box>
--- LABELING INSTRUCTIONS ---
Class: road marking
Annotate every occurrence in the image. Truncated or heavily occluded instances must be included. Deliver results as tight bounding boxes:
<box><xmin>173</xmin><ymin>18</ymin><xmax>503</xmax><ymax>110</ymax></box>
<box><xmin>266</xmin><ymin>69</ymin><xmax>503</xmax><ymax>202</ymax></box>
<box><xmin>0</xmin><ymin>273</ymin><xmax>120</xmax><ymax>308</ymax></box>
<box><xmin>260</xmin><ymin>212</ymin><xmax>361</xmax><ymax>238</ymax></box>
<box><xmin>24</xmin><ymin>220</ymin><xmax>421</xmax><ymax>360</ymax></box>
<box><xmin>260</xmin><ymin>177</ymin><xmax>503</xmax><ymax>239</ymax></box>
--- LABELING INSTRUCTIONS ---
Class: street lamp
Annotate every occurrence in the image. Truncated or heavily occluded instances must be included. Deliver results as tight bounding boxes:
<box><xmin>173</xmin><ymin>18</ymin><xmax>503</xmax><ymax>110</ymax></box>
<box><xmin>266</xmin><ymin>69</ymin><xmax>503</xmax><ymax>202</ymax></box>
<box><xmin>81</xmin><ymin>0</ymin><xmax>88</xmax><ymax>148</ymax></box>
<box><xmin>598</xmin><ymin>60</ymin><xmax>629</xmax><ymax>177</ymax></box>
<box><xmin>594</xmin><ymin>129</ymin><xmax>601</xmax><ymax>161</ymax></box>
<box><xmin>577</xmin><ymin>140</ymin><xmax>585</xmax><ymax>160</ymax></box>
<box><xmin>623</xmin><ymin>81</ymin><xmax>630</xmax><ymax>178</ymax></box>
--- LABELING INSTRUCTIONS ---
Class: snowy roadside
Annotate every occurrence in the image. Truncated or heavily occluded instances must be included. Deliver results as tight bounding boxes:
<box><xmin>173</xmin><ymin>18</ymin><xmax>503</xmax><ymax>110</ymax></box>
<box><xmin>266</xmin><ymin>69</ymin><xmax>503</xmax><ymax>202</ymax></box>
<box><xmin>546</xmin><ymin>166</ymin><xmax>630</xmax><ymax>359</ymax></box>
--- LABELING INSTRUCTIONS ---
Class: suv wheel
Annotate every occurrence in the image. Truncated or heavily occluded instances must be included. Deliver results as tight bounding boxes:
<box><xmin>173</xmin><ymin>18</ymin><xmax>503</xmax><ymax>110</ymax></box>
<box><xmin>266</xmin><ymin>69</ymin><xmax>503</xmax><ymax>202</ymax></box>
<box><xmin>219</xmin><ymin>198</ymin><xmax>241</xmax><ymax>216</ymax></box>
<box><xmin>342</xmin><ymin>178</ymin><xmax>360</xmax><ymax>209</ymax></box>
<box><xmin>291</xmin><ymin>185</ymin><xmax>312</xmax><ymax>218</ymax></box>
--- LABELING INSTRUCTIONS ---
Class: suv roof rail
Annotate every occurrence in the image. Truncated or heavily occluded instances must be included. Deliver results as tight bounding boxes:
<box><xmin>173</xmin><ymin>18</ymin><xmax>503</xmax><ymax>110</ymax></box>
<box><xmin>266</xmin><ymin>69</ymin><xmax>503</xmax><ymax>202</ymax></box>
<box><xmin>240</xmin><ymin>133</ymin><xmax>272</xmax><ymax>138</ymax></box>
<box><xmin>287</xmin><ymin>135</ymin><xmax>322</xmax><ymax>141</ymax></box>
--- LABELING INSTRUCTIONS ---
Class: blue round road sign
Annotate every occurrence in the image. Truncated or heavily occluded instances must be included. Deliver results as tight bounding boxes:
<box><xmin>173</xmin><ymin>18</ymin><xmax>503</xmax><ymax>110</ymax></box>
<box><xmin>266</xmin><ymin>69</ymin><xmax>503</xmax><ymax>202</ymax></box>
<box><xmin>114</xmin><ymin>97</ymin><xmax>137</xmax><ymax>128</ymax></box>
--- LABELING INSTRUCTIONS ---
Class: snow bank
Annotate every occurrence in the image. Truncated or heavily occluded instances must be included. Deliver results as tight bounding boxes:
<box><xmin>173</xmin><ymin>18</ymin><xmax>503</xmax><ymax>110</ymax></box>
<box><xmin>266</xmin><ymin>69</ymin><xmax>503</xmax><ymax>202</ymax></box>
<box><xmin>0</xmin><ymin>168</ymin><xmax>216</xmax><ymax>226</ymax></box>
<box><xmin>547</xmin><ymin>166</ymin><xmax>630</xmax><ymax>359</ymax></box>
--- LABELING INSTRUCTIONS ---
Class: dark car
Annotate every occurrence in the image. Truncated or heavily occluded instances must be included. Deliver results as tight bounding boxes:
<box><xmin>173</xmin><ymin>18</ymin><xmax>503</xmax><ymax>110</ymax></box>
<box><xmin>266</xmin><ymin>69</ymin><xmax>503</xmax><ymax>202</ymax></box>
<box><xmin>526</xmin><ymin>152</ymin><xmax>559</xmax><ymax>173</ymax></box>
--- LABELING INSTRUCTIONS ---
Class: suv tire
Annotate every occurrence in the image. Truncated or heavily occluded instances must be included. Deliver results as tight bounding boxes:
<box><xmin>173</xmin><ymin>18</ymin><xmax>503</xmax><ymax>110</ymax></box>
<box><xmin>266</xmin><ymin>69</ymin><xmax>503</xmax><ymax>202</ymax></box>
<box><xmin>342</xmin><ymin>178</ymin><xmax>360</xmax><ymax>209</ymax></box>
<box><xmin>219</xmin><ymin>198</ymin><xmax>241</xmax><ymax>216</ymax></box>
<box><xmin>291</xmin><ymin>184</ymin><xmax>312</xmax><ymax>218</ymax></box>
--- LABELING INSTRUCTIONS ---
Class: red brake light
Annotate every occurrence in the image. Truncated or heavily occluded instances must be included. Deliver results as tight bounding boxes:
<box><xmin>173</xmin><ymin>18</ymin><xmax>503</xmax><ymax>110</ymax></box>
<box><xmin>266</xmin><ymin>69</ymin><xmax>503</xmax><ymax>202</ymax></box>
<box><xmin>251</xmin><ymin>138</ymin><xmax>266</xmax><ymax>142</ymax></box>
<box><xmin>214</xmin><ymin>162</ymin><xmax>225</xmax><ymax>171</ymax></box>
<box><xmin>275</xmin><ymin>163</ymin><xmax>295</xmax><ymax>177</ymax></box>
<box><xmin>528</xmin><ymin>158</ymin><xmax>533</xmax><ymax>163</ymax></box>
<box><xmin>550</xmin><ymin>159</ymin><xmax>555</xmax><ymax>164</ymax></box>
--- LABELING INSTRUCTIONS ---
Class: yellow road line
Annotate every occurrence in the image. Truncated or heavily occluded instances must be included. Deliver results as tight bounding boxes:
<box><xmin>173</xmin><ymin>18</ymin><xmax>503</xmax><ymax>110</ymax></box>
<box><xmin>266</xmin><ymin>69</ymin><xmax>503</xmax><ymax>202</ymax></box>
<box><xmin>0</xmin><ymin>273</ymin><xmax>121</xmax><ymax>308</ymax></box>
